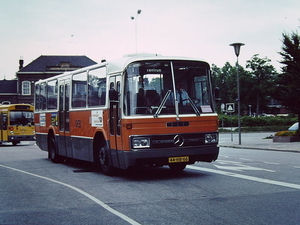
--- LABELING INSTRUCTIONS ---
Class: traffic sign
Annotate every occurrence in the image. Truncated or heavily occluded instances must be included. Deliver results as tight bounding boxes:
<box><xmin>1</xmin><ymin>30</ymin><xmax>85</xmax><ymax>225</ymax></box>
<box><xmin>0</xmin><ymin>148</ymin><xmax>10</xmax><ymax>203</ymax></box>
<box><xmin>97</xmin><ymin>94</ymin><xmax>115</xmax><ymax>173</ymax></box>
<box><xmin>221</xmin><ymin>103</ymin><xmax>225</xmax><ymax>112</ymax></box>
<box><xmin>226</xmin><ymin>103</ymin><xmax>235</xmax><ymax>113</ymax></box>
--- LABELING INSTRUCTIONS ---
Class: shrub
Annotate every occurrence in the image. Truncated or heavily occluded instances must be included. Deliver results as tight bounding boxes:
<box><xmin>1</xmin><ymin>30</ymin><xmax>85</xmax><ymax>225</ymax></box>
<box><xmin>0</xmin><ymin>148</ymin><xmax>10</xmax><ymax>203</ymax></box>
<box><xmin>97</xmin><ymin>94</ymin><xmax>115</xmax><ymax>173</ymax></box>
<box><xmin>275</xmin><ymin>130</ymin><xmax>300</xmax><ymax>136</ymax></box>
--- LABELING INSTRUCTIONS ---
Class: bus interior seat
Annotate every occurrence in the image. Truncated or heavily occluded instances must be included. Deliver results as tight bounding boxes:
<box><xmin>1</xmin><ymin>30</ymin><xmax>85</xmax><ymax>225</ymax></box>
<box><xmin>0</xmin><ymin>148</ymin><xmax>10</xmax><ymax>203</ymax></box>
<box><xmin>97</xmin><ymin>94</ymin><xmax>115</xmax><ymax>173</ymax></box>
<box><xmin>146</xmin><ymin>90</ymin><xmax>160</xmax><ymax>106</ymax></box>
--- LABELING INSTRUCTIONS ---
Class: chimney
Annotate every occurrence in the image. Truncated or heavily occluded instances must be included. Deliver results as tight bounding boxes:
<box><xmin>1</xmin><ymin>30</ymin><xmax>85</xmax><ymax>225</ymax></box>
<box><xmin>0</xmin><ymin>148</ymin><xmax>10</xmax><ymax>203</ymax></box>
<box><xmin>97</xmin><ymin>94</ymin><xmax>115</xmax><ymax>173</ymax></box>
<box><xmin>19</xmin><ymin>57</ymin><xmax>24</xmax><ymax>70</ymax></box>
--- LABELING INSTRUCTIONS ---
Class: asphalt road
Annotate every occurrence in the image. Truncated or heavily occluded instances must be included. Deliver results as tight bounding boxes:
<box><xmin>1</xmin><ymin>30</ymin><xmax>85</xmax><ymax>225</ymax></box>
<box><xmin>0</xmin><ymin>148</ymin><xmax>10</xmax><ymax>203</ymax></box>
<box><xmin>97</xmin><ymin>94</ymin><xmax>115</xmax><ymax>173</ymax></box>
<box><xmin>0</xmin><ymin>141</ymin><xmax>300</xmax><ymax>225</ymax></box>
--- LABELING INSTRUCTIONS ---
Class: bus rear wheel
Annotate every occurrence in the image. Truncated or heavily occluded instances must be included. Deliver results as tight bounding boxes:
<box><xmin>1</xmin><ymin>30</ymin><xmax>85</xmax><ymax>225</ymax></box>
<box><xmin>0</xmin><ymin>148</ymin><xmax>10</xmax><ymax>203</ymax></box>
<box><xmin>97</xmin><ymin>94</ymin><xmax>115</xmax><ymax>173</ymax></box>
<box><xmin>169</xmin><ymin>163</ymin><xmax>187</xmax><ymax>172</ymax></box>
<box><xmin>96</xmin><ymin>146</ymin><xmax>115</xmax><ymax>176</ymax></box>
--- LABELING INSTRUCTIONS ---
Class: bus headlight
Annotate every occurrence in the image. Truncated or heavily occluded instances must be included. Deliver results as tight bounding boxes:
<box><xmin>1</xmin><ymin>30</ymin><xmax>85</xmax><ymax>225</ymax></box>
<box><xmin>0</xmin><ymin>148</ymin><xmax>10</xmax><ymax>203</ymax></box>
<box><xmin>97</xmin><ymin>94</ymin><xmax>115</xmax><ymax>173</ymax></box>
<box><xmin>132</xmin><ymin>137</ymin><xmax>151</xmax><ymax>148</ymax></box>
<box><xmin>205</xmin><ymin>133</ymin><xmax>218</xmax><ymax>144</ymax></box>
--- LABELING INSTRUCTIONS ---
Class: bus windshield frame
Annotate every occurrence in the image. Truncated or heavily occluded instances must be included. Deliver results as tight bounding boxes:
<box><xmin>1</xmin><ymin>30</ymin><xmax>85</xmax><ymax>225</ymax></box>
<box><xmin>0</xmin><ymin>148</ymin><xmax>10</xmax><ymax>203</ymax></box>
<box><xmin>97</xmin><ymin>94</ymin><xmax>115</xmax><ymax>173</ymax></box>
<box><xmin>123</xmin><ymin>60</ymin><xmax>214</xmax><ymax>117</ymax></box>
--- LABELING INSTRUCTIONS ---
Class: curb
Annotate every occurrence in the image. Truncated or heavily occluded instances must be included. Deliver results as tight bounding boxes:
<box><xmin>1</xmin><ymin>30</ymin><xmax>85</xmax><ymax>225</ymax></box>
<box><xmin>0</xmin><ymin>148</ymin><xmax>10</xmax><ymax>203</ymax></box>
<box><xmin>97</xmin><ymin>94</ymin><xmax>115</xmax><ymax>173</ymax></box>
<box><xmin>219</xmin><ymin>145</ymin><xmax>300</xmax><ymax>153</ymax></box>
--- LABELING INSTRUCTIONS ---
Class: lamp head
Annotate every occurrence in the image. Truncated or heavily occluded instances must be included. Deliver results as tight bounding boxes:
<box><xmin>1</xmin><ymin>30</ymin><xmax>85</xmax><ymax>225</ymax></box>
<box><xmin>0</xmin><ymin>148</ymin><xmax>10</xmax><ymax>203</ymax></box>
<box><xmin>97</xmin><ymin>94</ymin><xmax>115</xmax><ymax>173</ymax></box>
<box><xmin>230</xmin><ymin>43</ymin><xmax>245</xmax><ymax>57</ymax></box>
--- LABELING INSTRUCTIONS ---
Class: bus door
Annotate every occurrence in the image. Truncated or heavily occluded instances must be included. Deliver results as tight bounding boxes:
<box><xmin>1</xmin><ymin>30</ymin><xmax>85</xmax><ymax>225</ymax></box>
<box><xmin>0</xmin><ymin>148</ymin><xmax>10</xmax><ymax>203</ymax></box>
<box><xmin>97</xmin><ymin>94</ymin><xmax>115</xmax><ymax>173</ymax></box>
<box><xmin>109</xmin><ymin>76</ymin><xmax>122</xmax><ymax>166</ymax></box>
<box><xmin>0</xmin><ymin>112</ymin><xmax>8</xmax><ymax>142</ymax></box>
<box><xmin>58</xmin><ymin>79</ymin><xmax>71</xmax><ymax>157</ymax></box>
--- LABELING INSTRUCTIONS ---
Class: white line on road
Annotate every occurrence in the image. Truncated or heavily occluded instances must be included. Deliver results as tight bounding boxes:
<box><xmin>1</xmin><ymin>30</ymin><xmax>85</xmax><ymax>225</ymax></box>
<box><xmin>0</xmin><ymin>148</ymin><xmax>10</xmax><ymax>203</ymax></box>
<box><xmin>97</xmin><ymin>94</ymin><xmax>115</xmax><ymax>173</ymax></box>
<box><xmin>214</xmin><ymin>160</ymin><xmax>276</xmax><ymax>172</ymax></box>
<box><xmin>239</xmin><ymin>158</ymin><xmax>252</xmax><ymax>161</ymax></box>
<box><xmin>263</xmin><ymin>161</ymin><xmax>280</xmax><ymax>165</ymax></box>
<box><xmin>0</xmin><ymin>164</ymin><xmax>141</xmax><ymax>225</ymax></box>
<box><xmin>187</xmin><ymin>165</ymin><xmax>300</xmax><ymax>190</ymax></box>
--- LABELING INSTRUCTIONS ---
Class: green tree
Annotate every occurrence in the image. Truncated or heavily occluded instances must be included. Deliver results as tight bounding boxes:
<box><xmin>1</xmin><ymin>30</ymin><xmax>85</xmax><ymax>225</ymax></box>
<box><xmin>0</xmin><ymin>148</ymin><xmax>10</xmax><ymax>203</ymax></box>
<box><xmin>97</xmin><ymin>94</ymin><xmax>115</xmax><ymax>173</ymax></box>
<box><xmin>212</xmin><ymin>62</ymin><xmax>251</xmax><ymax>114</ymax></box>
<box><xmin>274</xmin><ymin>31</ymin><xmax>300</xmax><ymax>128</ymax></box>
<box><xmin>212</xmin><ymin>63</ymin><xmax>236</xmax><ymax>103</ymax></box>
<box><xmin>246</xmin><ymin>54</ymin><xmax>277</xmax><ymax>116</ymax></box>
<box><xmin>212</xmin><ymin>63</ymin><xmax>237</xmax><ymax>113</ymax></box>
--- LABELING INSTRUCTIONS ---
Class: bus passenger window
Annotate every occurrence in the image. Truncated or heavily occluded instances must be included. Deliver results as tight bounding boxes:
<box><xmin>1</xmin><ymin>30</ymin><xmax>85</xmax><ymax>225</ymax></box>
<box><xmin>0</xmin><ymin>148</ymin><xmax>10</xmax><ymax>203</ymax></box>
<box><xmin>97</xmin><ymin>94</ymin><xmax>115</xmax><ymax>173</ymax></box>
<box><xmin>72</xmin><ymin>72</ymin><xmax>87</xmax><ymax>108</ymax></box>
<box><xmin>47</xmin><ymin>80</ymin><xmax>58</xmax><ymax>110</ymax></box>
<box><xmin>88</xmin><ymin>67</ymin><xmax>106</xmax><ymax>107</ymax></box>
<box><xmin>35</xmin><ymin>84</ymin><xmax>40</xmax><ymax>111</ymax></box>
<box><xmin>40</xmin><ymin>82</ymin><xmax>47</xmax><ymax>110</ymax></box>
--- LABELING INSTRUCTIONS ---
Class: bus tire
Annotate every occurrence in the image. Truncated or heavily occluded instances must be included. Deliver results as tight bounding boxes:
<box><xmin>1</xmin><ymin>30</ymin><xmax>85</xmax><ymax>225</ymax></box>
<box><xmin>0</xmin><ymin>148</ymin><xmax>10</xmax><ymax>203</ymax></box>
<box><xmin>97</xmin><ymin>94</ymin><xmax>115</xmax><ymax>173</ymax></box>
<box><xmin>49</xmin><ymin>136</ymin><xmax>63</xmax><ymax>163</ymax></box>
<box><xmin>96</xmin><ymin>145</ymin><xmax>115</xmax><ymax>176</ymax></box>
<box><xmin>169</xmin><ymin>163</ymin><xmax>186</xmax><ymax>172</ymax></box>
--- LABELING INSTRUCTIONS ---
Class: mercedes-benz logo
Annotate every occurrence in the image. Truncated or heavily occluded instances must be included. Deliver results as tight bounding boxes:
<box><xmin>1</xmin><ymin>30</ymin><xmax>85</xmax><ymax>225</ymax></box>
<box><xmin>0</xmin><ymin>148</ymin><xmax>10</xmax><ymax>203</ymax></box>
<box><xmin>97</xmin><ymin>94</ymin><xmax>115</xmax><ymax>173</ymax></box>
<box><xmin>173</xmin><ymin>135</ymin><xmax>184</xmax><ymax>146</ymax></box>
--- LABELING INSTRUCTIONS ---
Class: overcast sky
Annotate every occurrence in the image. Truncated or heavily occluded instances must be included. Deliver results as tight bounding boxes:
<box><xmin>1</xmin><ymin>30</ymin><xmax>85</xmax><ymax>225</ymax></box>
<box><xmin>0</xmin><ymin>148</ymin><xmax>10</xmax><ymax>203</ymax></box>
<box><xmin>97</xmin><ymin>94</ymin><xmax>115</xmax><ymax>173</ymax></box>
<box><xmin>1</xmin><ymin>0</ymin><xmax>299</xmax><ymax>80</ymax></box>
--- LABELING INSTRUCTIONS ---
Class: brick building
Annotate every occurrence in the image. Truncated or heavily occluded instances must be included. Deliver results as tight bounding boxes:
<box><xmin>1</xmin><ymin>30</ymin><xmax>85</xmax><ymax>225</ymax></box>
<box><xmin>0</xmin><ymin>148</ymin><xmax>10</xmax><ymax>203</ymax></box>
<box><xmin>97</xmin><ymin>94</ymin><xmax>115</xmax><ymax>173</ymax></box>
<box><xmin>0</xmin><ymin>55</ymin><xmax>97</xmax><ymax>105</ymax></box>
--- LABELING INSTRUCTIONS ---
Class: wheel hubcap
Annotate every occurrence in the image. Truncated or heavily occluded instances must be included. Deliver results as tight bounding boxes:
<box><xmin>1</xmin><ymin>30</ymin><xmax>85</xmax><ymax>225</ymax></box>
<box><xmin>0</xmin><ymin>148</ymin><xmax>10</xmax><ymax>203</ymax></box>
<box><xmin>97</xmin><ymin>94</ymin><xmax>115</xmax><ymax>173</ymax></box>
<box><xmin>99</xmin><ymin>148</ymin><xmax>106</xmax><ymax>165</ymax></box>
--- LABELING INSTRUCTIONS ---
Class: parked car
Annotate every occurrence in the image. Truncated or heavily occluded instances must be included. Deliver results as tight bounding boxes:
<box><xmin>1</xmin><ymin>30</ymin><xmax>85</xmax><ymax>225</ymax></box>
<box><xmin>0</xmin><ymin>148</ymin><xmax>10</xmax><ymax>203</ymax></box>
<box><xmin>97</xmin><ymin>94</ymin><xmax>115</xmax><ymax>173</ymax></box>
<box><xmin>288</xmin><ymin>122</ymin><xmax>299</xmax><ymax>131</ymax></box>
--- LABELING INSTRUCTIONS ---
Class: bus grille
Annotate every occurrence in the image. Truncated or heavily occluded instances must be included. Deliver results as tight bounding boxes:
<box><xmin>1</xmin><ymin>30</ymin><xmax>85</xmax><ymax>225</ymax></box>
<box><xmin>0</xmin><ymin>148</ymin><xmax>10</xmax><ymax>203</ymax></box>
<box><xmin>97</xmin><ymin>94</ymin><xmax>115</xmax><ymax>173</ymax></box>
<box><xmin>151</xmin><ymin>133</ymin><xmax>204</xmax><ymax>148</ymax></box>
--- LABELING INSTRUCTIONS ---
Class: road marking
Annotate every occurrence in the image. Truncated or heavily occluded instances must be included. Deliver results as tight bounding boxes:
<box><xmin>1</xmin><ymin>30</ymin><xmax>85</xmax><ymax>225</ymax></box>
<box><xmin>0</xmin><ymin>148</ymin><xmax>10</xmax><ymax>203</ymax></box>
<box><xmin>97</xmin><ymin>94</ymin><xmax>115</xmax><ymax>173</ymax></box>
<box><xmin>263</xmin><ymin>161</ymin><xmax>280</xmax><ymax>165</ymax></box>
<box><xmin>239</xmin><ymin>158</ymin><xmax>252</xmax><ymax>161</ymax></box>
<box><xmin>187</xmin><ymin>165</ymin><xmax>300</xmax><ymax>190</ymax></box>
<box><xmin>294</xmin><ymin>166</ymin><xmax>300</xmax><ymax>169</ymax></box>
<box><xmin>0</xmin><ymin>164</ymin><xmax>141</xmax><ymax>225</ymax></box>
<box><xmin>214</xmin><ymin>160</ymin><xmax>275</xmax><ymax>172</ymax></box>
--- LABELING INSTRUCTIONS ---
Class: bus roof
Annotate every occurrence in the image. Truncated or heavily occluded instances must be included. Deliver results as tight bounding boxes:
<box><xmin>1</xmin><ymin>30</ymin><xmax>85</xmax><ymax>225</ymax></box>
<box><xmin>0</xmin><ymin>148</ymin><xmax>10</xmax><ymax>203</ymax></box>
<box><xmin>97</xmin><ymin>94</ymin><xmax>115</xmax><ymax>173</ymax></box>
<box><xmin>107</xmin><ymin>54</ymin><xmax>209</xmax><ymax>74</ymax></box>
<box><xmin>0</xmin><ymin>103</ymin><xmax>33</xmax><ymax>110</ymax></box>
<box><xmin>35</xmin><ymin>54</ymin><xmax>209</xmax><ymax>83</ymax></box>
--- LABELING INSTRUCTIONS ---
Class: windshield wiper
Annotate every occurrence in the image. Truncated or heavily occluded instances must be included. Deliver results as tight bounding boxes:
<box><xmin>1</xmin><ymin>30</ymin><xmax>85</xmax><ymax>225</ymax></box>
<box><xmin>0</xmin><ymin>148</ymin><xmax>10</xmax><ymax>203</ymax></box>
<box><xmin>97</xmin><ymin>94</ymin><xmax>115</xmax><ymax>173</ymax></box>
<box><xmin>187</xmin><ymin>96</ymin><xmax>201</xmax><ymax>116</ymax></box>
<box><xmin>154</xmin><ymin>90</ymin><xmax>172</xmax><ymax>118</ymax></box>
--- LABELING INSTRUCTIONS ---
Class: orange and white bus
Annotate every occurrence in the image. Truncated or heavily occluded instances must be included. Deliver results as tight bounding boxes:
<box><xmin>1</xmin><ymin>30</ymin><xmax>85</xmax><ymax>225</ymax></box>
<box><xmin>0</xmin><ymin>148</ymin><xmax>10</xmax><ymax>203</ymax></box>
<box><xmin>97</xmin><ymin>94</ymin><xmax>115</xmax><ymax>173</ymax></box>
<box><xmin>34</xmin><ymin>54</ymin><xmax>219</xmax><ymax>175</ymax></box>
<box><xmin>0</xmin><ymin>103</ymin><xmax>35</xmax><ymax>145</ymax></box>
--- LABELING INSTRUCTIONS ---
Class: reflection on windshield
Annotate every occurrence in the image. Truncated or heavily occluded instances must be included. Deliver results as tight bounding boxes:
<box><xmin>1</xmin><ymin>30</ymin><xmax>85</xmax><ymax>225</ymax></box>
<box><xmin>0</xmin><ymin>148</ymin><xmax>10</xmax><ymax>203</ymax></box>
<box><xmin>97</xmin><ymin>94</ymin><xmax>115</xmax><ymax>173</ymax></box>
<box><xmin>10</xmin><ymin>111</ymin><xmax>34</xmax><ymax>126</ymax></box>
<box><xmin>123</xmin><ymin>60</ymin><xmax>213</xmax><ymax>117</ymax></box>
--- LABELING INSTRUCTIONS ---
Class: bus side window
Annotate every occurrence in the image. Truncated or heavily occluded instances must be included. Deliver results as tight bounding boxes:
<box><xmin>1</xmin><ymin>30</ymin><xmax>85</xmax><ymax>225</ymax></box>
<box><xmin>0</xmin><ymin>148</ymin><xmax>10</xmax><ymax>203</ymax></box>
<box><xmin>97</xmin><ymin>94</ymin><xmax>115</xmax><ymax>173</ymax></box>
<box><xmin>0</xmin><ymin>113</ymin><xmax>7</xmax><ymax>130</ymax></box>
<box><xmin>3</xmin><ymin>114</ymin><xmax>7</xmax><ymax>130</ymax></box>
<box><xmin>40</xmin><ymin>82</ymin><xmax>47</xmax><ymax>110</ymax></box>
<box><xmin>72</xmin><ymin>72</ymin><xmax>87</xmax><ymax>108</ymax></box>
<box><xmin>88</xmin><ymin>67</ymin><xmax>107</xmax><ymax>107</ymax></box>
<box><xmin>35</xmin><ymin>84</ymin><xmax>40</xmax><ymax>111</ymax></box>
<box><xmin>47</xmin><ymin>79</ymin><xmax>58</xmax><ymax>110</ymax></box>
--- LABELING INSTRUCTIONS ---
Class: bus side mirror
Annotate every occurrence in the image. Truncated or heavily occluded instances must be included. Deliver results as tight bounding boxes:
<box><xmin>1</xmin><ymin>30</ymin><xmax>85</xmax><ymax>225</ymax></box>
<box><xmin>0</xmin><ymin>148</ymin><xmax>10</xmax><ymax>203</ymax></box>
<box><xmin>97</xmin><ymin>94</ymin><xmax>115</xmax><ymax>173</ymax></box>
<box><xmin>214</xmin><ymin>87</ymin><xmax>221</xmax><ymax>101</ymax></box>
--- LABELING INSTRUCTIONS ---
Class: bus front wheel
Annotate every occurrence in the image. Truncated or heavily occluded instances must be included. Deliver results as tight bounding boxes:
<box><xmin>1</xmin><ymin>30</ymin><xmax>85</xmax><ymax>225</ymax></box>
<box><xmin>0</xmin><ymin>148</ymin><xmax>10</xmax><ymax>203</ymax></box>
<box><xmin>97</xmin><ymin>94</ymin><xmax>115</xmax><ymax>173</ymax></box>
<box><xmin>97</xmin><ymin>146</ymin><xmax>115</xmax><ymax>176</ymax></box>
<box><xmin>49</xmin><ymin>137</ymin><xmax>63</xmax><ymax>163</ymax></box>
<box><xmin>12</xmin><ymin>141</ymin><xmax>19</xmax><ymax>146</ymax></box>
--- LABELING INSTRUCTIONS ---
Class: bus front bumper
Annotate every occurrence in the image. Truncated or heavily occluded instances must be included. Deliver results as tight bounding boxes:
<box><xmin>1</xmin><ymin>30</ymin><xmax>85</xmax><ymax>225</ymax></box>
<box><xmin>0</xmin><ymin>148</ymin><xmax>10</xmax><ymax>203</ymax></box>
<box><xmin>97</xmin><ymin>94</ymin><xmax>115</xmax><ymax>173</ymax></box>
<box><xmin>117</xmin><ymin>145</ymin><xmax>219</xmax><ymax>169</ymax></box>
<box><xmin>8</xmin><ymin>135</ymin><xmax>36</xmax><ymax>143</ymax></box>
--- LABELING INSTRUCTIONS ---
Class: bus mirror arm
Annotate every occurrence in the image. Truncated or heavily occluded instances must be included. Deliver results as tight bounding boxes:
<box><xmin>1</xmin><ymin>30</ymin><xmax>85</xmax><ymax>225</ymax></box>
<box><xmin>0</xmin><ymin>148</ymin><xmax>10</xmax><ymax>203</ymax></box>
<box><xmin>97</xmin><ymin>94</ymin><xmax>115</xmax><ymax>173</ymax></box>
<box><xmin>109</xmin><ymin>89</ymin><xmax>119</xmax><ymax>101</ymax></box>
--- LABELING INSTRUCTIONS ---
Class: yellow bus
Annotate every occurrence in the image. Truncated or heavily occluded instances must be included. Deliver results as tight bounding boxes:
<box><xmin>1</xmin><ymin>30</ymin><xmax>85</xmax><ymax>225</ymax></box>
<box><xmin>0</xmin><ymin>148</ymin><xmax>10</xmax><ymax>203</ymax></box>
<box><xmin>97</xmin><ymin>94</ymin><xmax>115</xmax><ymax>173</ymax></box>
<box><xmin>0</xmin><ymin>103</ymin><xmax>35</xmax><ymax>145</ymax></box>
<box><xmin>34</xmin><ymin>54</ymin><xmax>219</xmax><ymax>175</ymax></box>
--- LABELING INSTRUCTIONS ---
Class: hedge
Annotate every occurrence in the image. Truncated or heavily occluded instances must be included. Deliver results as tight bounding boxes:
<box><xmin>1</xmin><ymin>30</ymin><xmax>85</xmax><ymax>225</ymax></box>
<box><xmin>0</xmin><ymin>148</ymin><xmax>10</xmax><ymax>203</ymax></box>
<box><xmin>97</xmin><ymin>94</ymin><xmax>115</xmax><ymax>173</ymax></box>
<box><xmin>218</xmin><ymin>115</ymin><xmax>297</xmax><ymax>127</ymax></box>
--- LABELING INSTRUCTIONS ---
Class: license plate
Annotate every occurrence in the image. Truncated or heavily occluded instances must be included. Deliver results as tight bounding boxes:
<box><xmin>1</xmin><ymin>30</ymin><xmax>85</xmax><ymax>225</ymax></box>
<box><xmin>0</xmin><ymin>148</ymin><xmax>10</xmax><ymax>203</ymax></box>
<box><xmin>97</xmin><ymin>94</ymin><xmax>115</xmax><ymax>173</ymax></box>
<box><xmin>168</xmin><ymin>156</ymin><xmax>189</xmax><ymax>163</ymax></box>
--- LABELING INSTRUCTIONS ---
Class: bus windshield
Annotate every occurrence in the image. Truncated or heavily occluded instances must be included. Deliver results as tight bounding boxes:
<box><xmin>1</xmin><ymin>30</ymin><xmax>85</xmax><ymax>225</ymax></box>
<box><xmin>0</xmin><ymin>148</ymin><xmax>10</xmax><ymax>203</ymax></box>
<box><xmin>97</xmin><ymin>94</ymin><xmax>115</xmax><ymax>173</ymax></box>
<box><xmin>10</xmin><ymin>111</ymin><xmax>34</xmax><ymax>126</ymax></box>
<box><xmin>124</xmin><ymin>60</ymin><xmax>213</xmax><ymax>116</ymax></box>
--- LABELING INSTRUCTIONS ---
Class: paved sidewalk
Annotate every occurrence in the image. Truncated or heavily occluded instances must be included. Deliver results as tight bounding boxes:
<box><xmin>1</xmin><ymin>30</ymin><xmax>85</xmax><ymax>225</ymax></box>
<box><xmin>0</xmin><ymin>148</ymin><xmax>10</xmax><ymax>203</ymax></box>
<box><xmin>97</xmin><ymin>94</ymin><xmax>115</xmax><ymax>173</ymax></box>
<box><xmin>219</xmin><ymin>132</ymin><xmax>300</xmax><ymax>153</ymax></box>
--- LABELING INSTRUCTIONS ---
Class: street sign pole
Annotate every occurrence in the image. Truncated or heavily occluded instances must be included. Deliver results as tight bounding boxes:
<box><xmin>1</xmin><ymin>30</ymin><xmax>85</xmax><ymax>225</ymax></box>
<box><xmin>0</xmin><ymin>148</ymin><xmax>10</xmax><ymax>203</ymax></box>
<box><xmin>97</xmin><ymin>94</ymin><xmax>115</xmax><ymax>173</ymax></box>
<box><xmin>226</xmin><ymin>103</ymin><xmax>235</xmax><ymax>142</ymax></box>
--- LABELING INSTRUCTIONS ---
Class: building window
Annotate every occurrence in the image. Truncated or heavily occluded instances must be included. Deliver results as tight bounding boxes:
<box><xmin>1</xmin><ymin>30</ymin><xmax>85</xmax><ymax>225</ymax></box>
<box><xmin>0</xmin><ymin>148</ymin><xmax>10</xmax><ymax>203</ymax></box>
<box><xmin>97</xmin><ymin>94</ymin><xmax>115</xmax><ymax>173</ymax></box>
<box><xmin>22</xmin><ymin>81</ymin><xmax>31</xmax><ymax>95</ymax></box>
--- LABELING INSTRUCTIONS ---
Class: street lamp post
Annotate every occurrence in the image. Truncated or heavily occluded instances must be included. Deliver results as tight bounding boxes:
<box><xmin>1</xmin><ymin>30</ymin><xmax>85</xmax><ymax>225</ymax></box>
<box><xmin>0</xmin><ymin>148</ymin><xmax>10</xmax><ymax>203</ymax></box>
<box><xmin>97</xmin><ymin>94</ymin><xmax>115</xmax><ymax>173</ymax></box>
<box><xmin>230</xmin><ymin>42</ymin><xmax>244</xmax><ymax>145</ymax></box>
<box><xmin>131</xmin><ymin>9</ymin><xmax>142</xmax><ymax>53</ymax></box>
<box><xmin>249</xmin><ymin>105</ymin><xmax>252</xmax><ymax>117</ymax></box>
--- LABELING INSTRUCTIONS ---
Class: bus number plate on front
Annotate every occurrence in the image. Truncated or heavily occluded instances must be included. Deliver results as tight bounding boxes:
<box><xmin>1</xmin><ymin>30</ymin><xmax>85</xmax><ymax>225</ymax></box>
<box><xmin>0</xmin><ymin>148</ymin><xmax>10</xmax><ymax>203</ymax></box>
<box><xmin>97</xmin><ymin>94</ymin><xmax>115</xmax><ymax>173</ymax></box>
<box><xmin>168</xmin><ymin>156</ymin><xmax>189</xmax><ymax>163</ymax></box>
